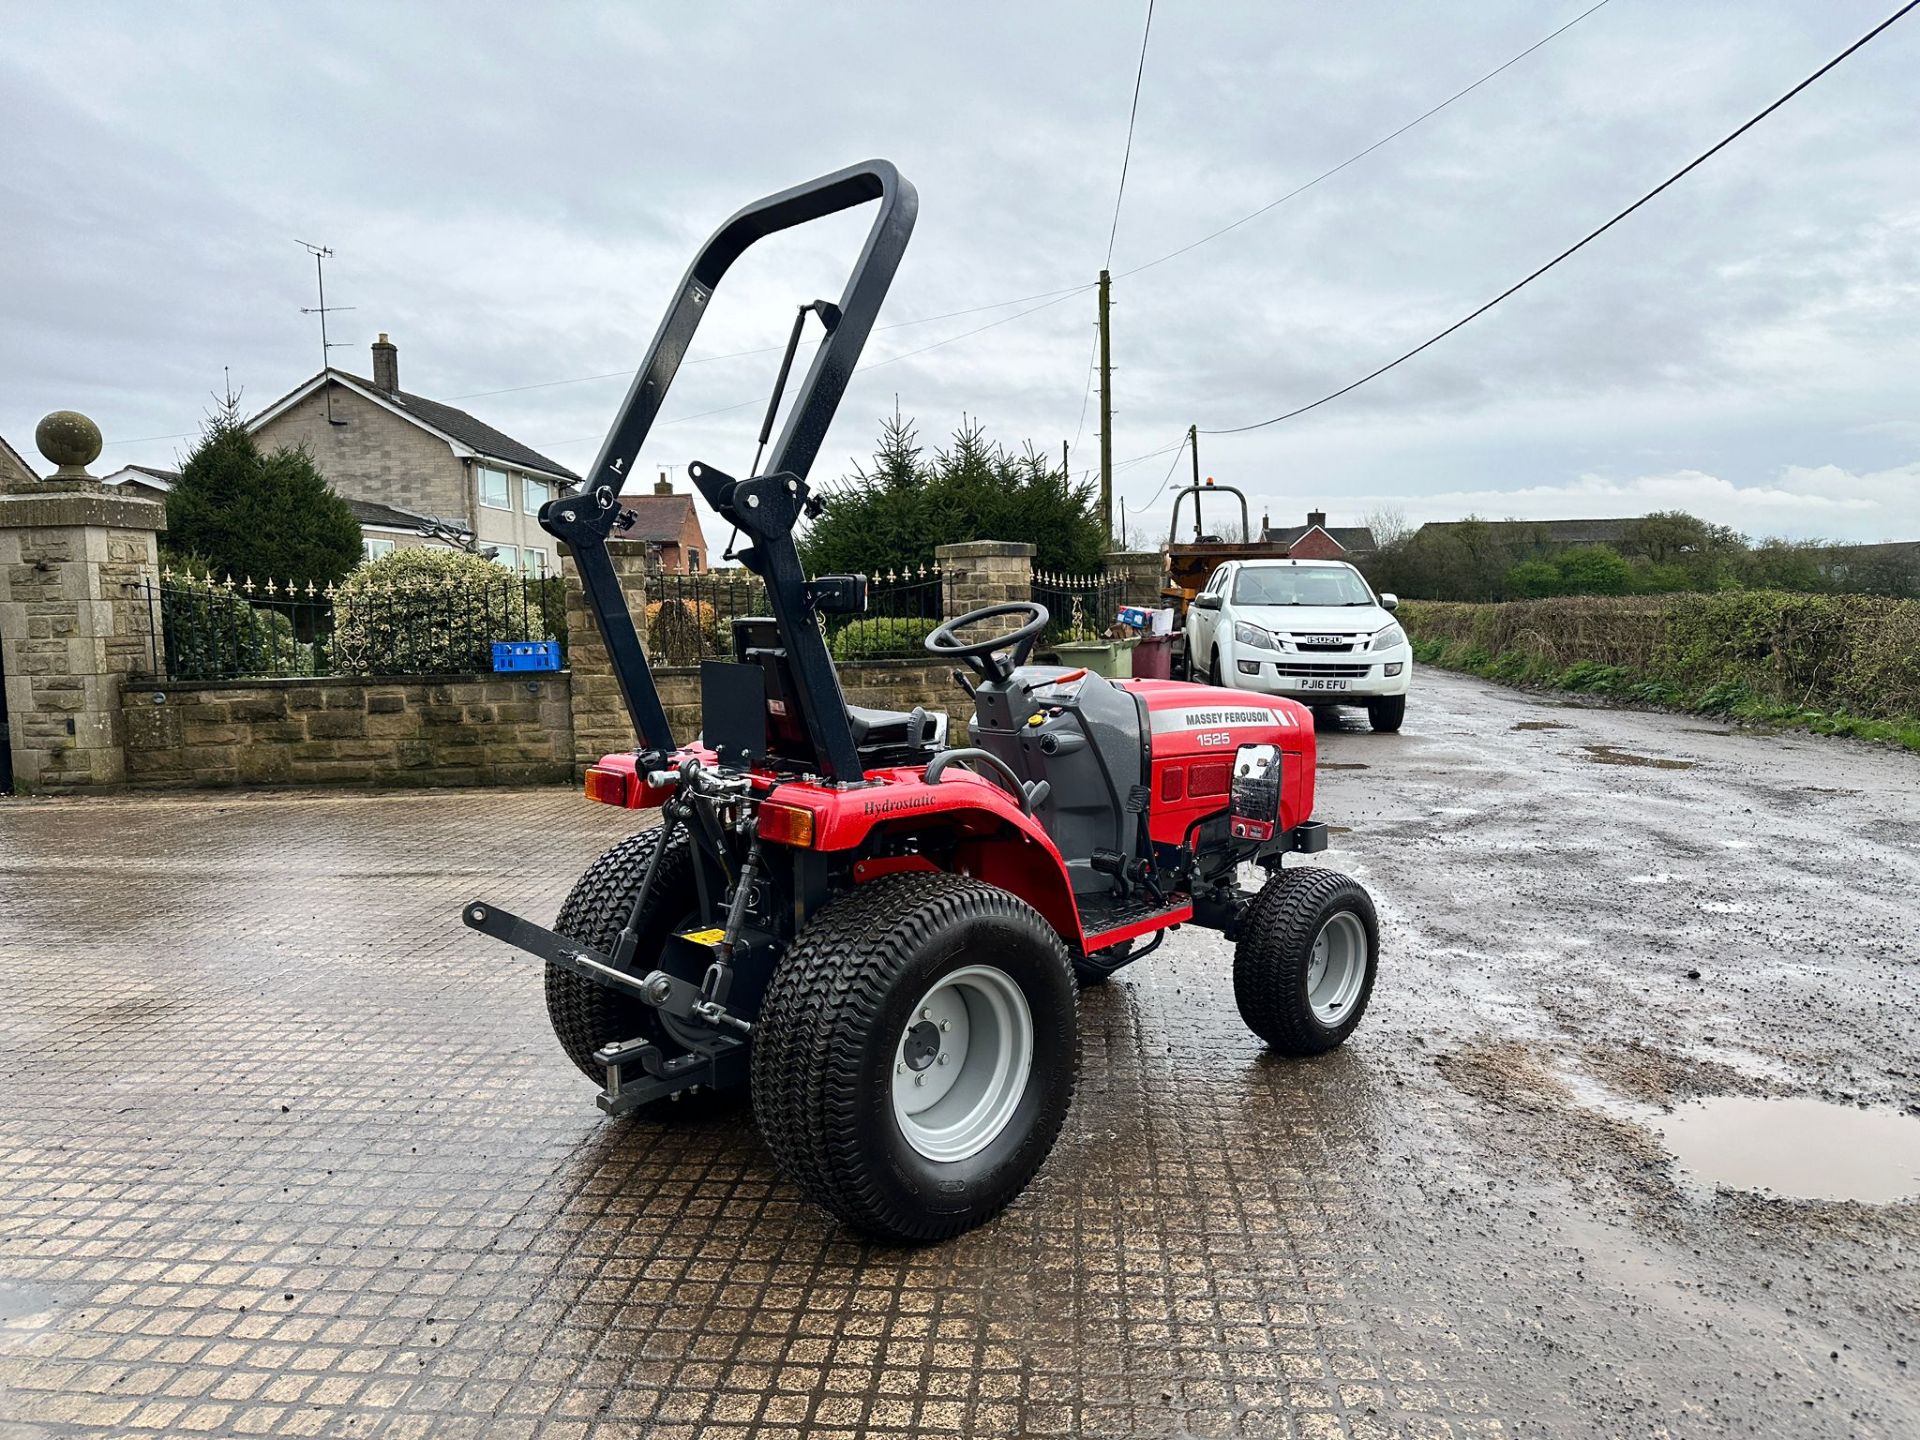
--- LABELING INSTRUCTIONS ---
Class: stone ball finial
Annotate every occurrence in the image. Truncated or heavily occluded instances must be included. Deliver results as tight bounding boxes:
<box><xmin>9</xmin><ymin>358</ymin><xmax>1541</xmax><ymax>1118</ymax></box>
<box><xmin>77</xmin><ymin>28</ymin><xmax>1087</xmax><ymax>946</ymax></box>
<box><xmin>36</xmin><ymin>410</ymin><xmax>104</xmax><ymax>479</ymax></box>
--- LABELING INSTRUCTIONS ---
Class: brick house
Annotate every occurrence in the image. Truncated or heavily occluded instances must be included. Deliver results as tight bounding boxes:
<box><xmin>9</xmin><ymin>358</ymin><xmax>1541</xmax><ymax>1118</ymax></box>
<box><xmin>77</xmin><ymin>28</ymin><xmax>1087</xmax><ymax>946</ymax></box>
<box><xmin>624</xmin><ymin>474</ymin><xmax>708</xmax><ymax>573</ymax></box>
<box><xmin>247</xmin><ymin>335</ymin><xmax>580</xmax><ymax>575</ymax></box>
<box><xmin>1260</xmin><ymin>510</ymin><xmax>1376</xmax><ymax>560</ymax></box>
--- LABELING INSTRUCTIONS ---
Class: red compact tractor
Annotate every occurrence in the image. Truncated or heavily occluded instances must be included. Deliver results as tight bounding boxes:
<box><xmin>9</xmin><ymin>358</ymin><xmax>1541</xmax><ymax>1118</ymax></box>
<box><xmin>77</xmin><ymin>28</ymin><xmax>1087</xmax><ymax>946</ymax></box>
<box><xmin>465</xmin><ymin>162</ymin><xmax>1380</xmax><ymax>1242</ymax></box>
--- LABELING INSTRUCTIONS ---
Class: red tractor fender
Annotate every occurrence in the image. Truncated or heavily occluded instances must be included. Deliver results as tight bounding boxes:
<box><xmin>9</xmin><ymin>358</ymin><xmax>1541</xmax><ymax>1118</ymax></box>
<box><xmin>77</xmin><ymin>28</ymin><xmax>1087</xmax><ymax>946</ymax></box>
<box><xmin>581</xmin><ymin>751</ymin><xmax>1086</xmax><ymax>946</ymax></box>
<box><xmin>762</xmin><ymin>765</ymin><xmax>1086</xmax><ymax>944</ymax></box>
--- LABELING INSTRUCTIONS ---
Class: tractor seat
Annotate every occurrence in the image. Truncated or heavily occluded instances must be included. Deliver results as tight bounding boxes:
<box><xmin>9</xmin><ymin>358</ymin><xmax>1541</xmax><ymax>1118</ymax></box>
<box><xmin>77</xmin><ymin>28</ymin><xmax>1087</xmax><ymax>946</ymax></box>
<box><xmin>847</xmin><ymin>704</ymin><xmax>945</xmax><ymax>755</ymax></box>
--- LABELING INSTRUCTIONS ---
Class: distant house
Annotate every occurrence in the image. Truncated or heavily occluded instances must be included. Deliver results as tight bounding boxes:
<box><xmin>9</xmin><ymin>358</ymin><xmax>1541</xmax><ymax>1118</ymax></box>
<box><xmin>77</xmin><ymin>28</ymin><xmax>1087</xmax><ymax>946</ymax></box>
<box><xmin>0</xmin><ymin>433</ymin><xmax>37</xmax><ymax>488</ymax></box>
<box><xmin>247</xmin><ymin>334</ymin><xmax>581</xmax><ymax>576</ymax></box>
<box><xmin>625</xmin><ymin>474</ymin><xmax>708</xmax><ymax>573</ymax></box>
<box><xmin>99</xmin><ymin>464</ymin><xmax>177</xmax><ymax>504</ymax></box>
<box><xmin>1259</xmin><ymin>509</ymin><xmax>1376</xmax><ymax>560</ymax></box>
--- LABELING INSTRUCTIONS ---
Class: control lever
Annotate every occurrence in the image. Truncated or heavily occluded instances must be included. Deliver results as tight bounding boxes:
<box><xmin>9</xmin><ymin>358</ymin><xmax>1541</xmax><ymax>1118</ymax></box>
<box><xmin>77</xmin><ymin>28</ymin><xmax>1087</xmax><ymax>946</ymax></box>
<box><xmin>1091</xmin><ymin>848</ymin><xmax>1167</xmax><ymax>905</ymax></box>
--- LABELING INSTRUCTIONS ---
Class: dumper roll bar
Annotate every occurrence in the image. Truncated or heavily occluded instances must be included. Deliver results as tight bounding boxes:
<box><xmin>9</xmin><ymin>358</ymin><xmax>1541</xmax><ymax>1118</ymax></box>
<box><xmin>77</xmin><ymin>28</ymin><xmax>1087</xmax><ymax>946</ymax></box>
<box><xmin>541</xmin><ymin>161</ymin><xmax>918</xmax><ymax>781</ymax></box>
<box><xmin>1168</xmin><ymin>482</ymin><xmax>1251</xmax><ymax>545</ymax></box>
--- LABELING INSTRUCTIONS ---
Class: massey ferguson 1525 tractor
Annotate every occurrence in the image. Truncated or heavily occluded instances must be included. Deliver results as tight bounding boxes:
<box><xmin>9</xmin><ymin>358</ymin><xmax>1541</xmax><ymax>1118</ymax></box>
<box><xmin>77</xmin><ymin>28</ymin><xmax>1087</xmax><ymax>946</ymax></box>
<box><xmin>464</xmin><ymin>161</ymin><xmax>1381</xmax><ymax>1242</ymax></box>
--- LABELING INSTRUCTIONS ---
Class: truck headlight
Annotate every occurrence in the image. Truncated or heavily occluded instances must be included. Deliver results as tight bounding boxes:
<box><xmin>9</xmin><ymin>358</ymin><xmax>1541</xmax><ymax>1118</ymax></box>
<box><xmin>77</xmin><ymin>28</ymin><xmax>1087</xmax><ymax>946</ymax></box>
<box><xmin>1233</xmin><ymin>621</ymin><xmax>1278</xmax><ymax>650</ymax></box>
<box><xmin>1370</xmin><ymin>623</ymin><xmax>1407</xmax><ymax>652</ymax></box>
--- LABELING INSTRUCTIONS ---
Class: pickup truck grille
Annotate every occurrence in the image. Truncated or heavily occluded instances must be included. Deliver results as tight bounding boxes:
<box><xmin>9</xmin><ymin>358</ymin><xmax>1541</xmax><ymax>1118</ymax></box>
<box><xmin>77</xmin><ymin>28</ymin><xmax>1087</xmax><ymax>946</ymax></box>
<box><xmin>1270</xmin><ymin>663</ymin><xmax>1372</xmax><ymax>679</ymax></box>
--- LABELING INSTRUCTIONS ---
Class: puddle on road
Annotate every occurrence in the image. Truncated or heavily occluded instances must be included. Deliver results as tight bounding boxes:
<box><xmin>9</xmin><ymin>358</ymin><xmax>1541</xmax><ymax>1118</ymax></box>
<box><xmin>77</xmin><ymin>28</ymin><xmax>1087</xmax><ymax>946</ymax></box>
<box><xmin>1321</xmin><ymin>762</ymin><xmax>1370</xmax><ymax>770</ymax></box>
<box><xmin>1511</xmin><ymin>720</ymin><xmax>1572</xmax><ymax>731</ymax></box>
<box><xmin>1655</xmin><ymin>1097</ymin><xmax>1920</xmax><ymax>1203</ymax></box>
<box><xmin>1579</xmin><ymin>744</ymin><xmax>1697</xmax><ymax>771</ymax></box>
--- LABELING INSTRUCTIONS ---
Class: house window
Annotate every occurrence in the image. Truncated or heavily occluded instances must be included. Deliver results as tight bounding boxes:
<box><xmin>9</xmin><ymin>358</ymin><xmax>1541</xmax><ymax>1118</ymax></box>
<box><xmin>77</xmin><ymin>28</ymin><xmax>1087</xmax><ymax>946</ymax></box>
<box><xmin>687</xmin><ymin>547</ymin><xmax>701</xmax><ymax>574</ymax></box>
<box><xmin>520</xmin><ymin>548</ymin><xmax>548</xmax><ymax>577</ymax></box>
<box><xmin>479</xmin><ymin>466</ymin><xmax>510</xmax><ymax>510</ymax></box>
<box><xmin>523</xmin><ymin>478</ymin><xmax>550</xmax><ymax>515</ymax></box>
<box><xmin>492</xmin><ymin>545</ymin><xmax>518</xmax><ymax>570</ymax></box>
<box><xmin>363</xmin><ymin>537</ymin><xmax>395</xmax><ymax>563</ymax></box>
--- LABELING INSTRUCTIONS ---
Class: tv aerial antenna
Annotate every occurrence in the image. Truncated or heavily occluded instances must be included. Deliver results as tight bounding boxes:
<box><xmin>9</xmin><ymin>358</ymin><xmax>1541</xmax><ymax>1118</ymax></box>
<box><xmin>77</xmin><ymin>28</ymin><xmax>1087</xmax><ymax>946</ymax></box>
<box><xmin>297</xmin><ymin>240</ymin><xmax>354</xmax><ymax>425</ymax></box>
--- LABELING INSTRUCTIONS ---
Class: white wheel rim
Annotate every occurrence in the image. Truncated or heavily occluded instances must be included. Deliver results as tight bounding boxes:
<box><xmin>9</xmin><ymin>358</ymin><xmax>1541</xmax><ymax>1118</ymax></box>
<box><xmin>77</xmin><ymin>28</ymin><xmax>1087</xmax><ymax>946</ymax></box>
<box><xmin>891</xmin><ymin>965</ymin><xmax>1034</xmax><ymax>1163</ymax></box>
<box><xmin>1304</xmin><ymin>911</ymin><xmax>1368</xmax><ymax>1027</ymax></box>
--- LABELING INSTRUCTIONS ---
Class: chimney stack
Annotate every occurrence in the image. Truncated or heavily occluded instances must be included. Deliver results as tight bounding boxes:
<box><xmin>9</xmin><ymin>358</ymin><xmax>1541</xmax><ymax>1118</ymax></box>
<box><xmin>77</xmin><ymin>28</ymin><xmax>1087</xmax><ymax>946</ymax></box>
<box><xmin>371</xmin><ymin>333</ymin><xmax>399</xmax><ymax>392</ymax></box>
<box><xmin>654</xmin><ymin>471</ymin><xmax>673</xmax><ymax>496</ymax></box>
<box><xmin>1307</xmin><ymin>509</ymin><xmax>1327</xmax><ymax>529</ymax></box>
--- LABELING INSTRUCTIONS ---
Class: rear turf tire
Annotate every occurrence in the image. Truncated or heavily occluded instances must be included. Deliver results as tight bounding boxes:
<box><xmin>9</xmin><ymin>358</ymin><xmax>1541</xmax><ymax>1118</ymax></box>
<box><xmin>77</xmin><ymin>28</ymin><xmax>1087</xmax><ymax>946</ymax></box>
<box><xmin>752</xmin><ymin>873</ymin><xmax>1078</xmax><ymax>1243</ymax></box>
<box><xmin>1234</xmin><ymin>867</ymin><xmax>1379</xmax><ymax>1055</ymax></box>
<box><xmin>1367</xmin><ymin>695</ymin><xmax>1406</xmax><ymax>732</ymax></box>
<box><xmin>546</xmin><ymin>827</ymin><xmax>739</xmax><ymax>1114</ymax></box>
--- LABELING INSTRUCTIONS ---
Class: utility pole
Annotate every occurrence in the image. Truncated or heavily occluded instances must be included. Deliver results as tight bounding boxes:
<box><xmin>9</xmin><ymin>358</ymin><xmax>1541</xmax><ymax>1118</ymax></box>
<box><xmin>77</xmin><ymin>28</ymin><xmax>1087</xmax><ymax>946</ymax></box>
<box><xmin>297</xmin><ymin>240</ymin><xmax>354</xmax><ymax>426</ymax></box>
<box><xmin>1097</xmin><ymin>268</ymin><xmax>1113</xmax><ymax>549</ymax></box>
<box><xmin>1188</xmin><ymin>422</ymin><xmax>1200</xmax><ymax>541</ymax></box>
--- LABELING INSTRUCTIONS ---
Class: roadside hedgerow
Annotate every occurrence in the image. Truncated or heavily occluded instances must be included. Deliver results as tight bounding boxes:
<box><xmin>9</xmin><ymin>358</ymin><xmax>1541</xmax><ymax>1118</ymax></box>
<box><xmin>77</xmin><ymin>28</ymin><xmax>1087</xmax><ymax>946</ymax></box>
<box><xmin>1400</xmin><ymin>593</ymin><xmax>1920</xmax><ymax>752</ymax></box>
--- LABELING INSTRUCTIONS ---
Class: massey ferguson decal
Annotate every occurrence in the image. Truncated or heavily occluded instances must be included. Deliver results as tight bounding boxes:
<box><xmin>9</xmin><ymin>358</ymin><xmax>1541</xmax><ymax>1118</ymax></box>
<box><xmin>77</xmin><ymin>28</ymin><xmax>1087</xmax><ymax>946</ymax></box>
<box><xmin>1150</xmin><ymin>705</ymin><xmax>1294</xmax><ymax>733</ymax></box>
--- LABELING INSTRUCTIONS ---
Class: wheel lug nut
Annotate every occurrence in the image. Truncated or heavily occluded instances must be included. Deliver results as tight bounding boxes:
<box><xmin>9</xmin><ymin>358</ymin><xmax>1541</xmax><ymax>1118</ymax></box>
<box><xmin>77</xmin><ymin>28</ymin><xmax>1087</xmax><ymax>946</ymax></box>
<box><xmin>895</xmin><ymin>1063</ymin><xmax>904</xmax><ymax>1075</ymax></box>
<box><xmin>913</xmin><ymin>1074</ymin><xmax>925</xmax><ymax>1087</ymax></box>
<box><xmin>938</xmin><ymin>1054</ymin><xmax>949</xmax><ymax>1065</ymax></box>
<box><xmin>921</xmin><ymin>1008</ymin><xmax>932</xmax><ymax>1020</ymax></box>
<box><xmin>940</xmin><ymin>1020</ymin><xmax>952</xmax><ymax>1032</ymax></box>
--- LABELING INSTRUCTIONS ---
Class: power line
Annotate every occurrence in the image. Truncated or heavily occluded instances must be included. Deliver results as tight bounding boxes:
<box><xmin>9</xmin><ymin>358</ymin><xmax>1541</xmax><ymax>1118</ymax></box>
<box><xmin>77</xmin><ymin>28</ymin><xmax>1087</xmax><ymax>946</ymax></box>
<box><xmin>1202</xmin><ymin>0</ymin><xmax>1920</xmax><ymax>437</ymax></box>
<box><xmin>1115</xmin><ymin>0</ymin><xmax>1614</xmax><ymax>280</ymax></box>
<box><xmin>1070</xmin><ymin>328</ymin><xmax>1100</xmax><ymax>450</ymax></box>
<box><xmin>447</xmin><ymin>283</ymin><xmax>1097</xmax><ymax>403</ymax></box>
<box><xmin>1139</xmin><ymin>430</ymin><xmax>1190</xmax><ymax>510</ymax></box>
<box><xmin>1105</xmin><ymin>0</ymin><xmax>1156</xmax><ymax>268</ymax></box>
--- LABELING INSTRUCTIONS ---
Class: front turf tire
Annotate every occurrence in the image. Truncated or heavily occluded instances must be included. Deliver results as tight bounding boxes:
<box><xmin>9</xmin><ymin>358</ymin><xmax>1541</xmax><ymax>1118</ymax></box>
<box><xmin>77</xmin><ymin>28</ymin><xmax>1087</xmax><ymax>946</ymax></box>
<box><xmin>1234</xmin><ymin>866</ymin><xmax>1379</xmax><ymax>1055</ymax></box>
<box><xmin>1367</xmin><ymin>695</ymin><xmax>1406</xmax><ymax>732</ymax></box>
<box><xmin>752</xmin><ymin>873</ymin><xmax>1078</xmax><ymax>1243</ymax></box>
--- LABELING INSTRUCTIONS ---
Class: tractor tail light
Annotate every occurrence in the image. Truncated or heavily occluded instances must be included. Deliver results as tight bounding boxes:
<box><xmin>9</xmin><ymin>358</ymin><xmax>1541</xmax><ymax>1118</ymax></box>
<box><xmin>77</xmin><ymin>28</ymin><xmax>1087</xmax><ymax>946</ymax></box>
<box><xmin>758</xmin><ymin>801</ymin><xmax>817</xmax><ymax>848</ymax></box>
<box><xmin>583</xmin><ymin>765</ymin><xmax>629</xmax><ymax>807</ymax></box>
<box><xmin>1188</xmin><ymin>760</ymin><xmax>1231</xmax><ymax>798</ymax></box>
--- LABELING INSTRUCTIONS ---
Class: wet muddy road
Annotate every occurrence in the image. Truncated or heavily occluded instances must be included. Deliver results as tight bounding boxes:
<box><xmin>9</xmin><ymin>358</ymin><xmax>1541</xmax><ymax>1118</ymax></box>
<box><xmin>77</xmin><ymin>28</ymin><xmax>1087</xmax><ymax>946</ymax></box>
<box><xmin>1</xmin><ymin>668</ymin><xmax>1915</xmax><ymax>1438</ymax></box>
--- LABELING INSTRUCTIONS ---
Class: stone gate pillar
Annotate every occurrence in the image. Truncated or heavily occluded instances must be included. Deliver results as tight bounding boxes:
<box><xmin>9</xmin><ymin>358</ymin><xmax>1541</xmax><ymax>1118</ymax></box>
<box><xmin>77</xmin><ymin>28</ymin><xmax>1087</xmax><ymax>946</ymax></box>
<box><xmin>561</xmin><ymin>538</ymin><xmax>652</xmax><ymax>775</ymax></box>
<box><xmin>935</xmin><ymin>541</ymin><xmax>1035</xmax><ymax>635</ymax></box>
<box><xmin>0</xmin><ymin>413</ymin><xmax>166</xmax><ymax>792</ymax></box>
<box><xmin>1104</xmin><ymin>550</ymin><xmax>1167</xmax><ymax>608</ymax></box>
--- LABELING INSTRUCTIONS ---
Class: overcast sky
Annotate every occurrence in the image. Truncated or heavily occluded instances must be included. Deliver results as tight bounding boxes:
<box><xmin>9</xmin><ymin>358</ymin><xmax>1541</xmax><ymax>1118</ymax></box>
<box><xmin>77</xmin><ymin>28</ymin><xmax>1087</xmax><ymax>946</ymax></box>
<box><xmin>3</xmin><ymin>1</ymin><xmax>1915</xmax><ymax>550</ymax></box>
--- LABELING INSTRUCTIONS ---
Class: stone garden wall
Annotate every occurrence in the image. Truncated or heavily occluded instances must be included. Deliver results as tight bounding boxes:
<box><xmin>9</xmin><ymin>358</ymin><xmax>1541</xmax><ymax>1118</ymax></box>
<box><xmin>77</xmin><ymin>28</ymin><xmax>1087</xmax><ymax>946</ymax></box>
<box><xmin>122</xmin><ymin>674</ymin><xmax>574</xmax><ymax>788</ymax></box>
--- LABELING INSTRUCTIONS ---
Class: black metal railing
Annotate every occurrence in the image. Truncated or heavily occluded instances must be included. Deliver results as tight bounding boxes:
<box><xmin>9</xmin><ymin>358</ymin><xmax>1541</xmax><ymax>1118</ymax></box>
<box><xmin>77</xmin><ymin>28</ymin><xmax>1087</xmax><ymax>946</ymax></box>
<box><xmin>1031</xmin><ymin>569</ymin><xmax>1127</xmax><ymax>648</ymax></box>
<box><xmin>825</xmin><ymin>566</ymin><xmax>950</xmax><ymax>661</ymax></box>
<box><xmin>135</xmin><ymin>570</ymin><xmax>567</xmax><ymax>681</ymax></box>
<box><xmin>647</xmin><ymin>566</ymin><xmax>950</xmax><ymax>664</ymax></box>
<box><xmin>645</xmin><ymin>570</ymin><xmax>770</xmax><ymax>665</ymax></box>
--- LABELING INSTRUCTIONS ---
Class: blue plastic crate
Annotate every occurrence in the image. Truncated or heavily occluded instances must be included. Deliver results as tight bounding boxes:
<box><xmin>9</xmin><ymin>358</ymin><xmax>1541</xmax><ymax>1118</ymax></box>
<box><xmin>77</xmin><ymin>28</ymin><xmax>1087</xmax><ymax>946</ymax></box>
<box><xmin>491</xmin><ymin>640</ymin><xmax>561</xmax><ymax>672</ymax></box>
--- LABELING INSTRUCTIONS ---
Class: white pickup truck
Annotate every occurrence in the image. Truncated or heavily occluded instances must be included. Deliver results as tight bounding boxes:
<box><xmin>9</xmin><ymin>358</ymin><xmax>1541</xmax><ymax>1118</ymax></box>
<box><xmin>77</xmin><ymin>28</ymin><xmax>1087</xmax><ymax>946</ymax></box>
<box><xmin>1185</xmin><ymin>557</ymin><xmax>1412</xmax><ymax>732</ymax></box>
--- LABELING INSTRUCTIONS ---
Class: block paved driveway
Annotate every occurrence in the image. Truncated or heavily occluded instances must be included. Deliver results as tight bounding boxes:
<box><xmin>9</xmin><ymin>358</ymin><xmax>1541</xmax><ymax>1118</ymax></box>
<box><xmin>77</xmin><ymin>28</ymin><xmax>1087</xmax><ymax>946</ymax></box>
<box><xmin>2</xmin><ymin>669</ymin><xmax>1916</xmax><ymax>1439</ymax></box>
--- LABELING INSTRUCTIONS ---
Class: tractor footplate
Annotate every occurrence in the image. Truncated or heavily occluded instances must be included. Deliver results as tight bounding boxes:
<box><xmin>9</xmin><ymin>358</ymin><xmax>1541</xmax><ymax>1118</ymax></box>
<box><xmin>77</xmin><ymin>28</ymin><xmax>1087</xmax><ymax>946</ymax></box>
<box><xmin>1078</xmin><ymin>891</ymin><xmax>1193</xmax><ymax>951</ymax></box>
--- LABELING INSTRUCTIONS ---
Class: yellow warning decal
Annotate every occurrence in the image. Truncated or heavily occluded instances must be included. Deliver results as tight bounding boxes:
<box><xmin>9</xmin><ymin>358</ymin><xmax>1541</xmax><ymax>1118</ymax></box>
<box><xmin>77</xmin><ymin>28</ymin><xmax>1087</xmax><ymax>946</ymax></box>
<box><xmin>678</xmin><ymin>927</ymin><xmax>727</xmax><ymax>946</ymax></box>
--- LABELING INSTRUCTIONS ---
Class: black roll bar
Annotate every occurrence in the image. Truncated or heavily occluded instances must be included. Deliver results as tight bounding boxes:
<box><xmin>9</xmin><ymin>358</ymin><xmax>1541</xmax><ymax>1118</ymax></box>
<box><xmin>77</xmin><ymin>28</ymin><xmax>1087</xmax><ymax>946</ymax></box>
<box><xmin>542</xmin><ymin>161</ymin><xmax>918</xmax><ymax>778</ymax></box>
<box><xmin>1168</xmin><ymin>482</ymin><xmax>1252</xmax><ymax>546</ymax></box>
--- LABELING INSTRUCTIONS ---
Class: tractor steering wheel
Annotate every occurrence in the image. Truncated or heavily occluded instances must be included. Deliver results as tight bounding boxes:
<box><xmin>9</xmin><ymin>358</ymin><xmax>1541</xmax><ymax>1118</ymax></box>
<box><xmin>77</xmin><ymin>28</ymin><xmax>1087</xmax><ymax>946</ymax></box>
<box><xmin>924</xmin><ymin>601</ymin><xmax>1050</xmax><ymax>684</ymax></box>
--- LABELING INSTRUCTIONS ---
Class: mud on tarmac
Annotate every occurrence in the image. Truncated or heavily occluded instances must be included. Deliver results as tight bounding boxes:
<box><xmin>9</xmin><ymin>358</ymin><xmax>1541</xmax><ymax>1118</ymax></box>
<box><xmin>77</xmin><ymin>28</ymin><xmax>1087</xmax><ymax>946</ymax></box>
<box><xmin>0</xmin><ymin>666</ymin><xmax>1915</xmax><ymax>1437</ymax></box>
